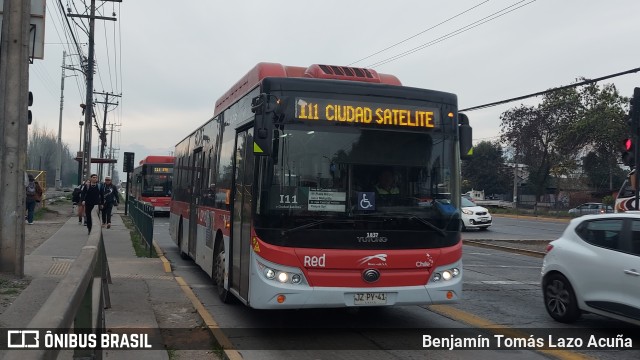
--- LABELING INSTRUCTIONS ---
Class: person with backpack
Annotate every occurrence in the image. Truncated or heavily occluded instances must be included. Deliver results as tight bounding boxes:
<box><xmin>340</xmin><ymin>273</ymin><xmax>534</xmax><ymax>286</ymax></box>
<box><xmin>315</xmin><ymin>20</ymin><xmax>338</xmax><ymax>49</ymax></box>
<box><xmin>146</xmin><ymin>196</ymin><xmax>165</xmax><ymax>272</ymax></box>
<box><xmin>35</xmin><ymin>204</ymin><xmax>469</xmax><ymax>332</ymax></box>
<box><xmin>25</xmin><ymin>174</ymin><xmax>43</xmax><ymax>225</ymax></box>
<box><xmin>72</xmin><ymin>181</ymin><xmax>86</xmax><ymax>225</ymax></box>
<box><xmin>81</xmin><ymin>174</ymin><xmax>102</xmax><ymax>234</ymax></box>
<box><xmin>100</xmin><ymin>176</ymin><xmax>119</xmax><ymax>229</ymax></box>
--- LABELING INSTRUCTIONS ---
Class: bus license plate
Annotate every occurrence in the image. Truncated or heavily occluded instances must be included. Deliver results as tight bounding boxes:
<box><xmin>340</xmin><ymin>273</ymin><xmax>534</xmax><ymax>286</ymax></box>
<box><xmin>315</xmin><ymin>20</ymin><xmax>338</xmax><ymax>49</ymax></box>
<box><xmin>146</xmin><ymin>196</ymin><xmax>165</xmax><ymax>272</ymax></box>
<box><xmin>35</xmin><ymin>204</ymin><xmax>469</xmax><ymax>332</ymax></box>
<box><xmin>354</xmin><ymin>292</ymin><xmax>387</xmax><ymax>305</ymax></box>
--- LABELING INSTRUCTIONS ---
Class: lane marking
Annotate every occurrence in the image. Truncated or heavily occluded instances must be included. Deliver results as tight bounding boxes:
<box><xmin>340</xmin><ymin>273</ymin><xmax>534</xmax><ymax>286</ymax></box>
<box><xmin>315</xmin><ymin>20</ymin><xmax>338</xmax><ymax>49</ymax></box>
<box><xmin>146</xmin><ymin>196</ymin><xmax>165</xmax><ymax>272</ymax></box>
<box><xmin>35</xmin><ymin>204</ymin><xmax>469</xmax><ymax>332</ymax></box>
<box><xmin>428</xmin><ymin>305</ymin><xmax>594</xmax><ymax>360</ymax></box>
<box><xmin>153</xmin><ymin>241</ymin><xmax>172</xmax><ymax>273</ymax></box>
<box><xmin>175</xmin><ymin>276</ymin><xmax>243</xmax><ymax>360</ymax></box>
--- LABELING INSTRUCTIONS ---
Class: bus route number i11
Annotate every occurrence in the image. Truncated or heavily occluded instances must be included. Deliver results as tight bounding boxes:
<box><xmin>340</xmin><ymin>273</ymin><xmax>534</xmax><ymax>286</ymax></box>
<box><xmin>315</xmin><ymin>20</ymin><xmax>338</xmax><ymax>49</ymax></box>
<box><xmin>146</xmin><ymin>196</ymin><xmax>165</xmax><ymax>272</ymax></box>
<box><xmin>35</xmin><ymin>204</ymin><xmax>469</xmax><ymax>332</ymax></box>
<box><xmin>279</xmin><ymin>194</ymin><xmax>298</xmax><ymax>205</ymax></box>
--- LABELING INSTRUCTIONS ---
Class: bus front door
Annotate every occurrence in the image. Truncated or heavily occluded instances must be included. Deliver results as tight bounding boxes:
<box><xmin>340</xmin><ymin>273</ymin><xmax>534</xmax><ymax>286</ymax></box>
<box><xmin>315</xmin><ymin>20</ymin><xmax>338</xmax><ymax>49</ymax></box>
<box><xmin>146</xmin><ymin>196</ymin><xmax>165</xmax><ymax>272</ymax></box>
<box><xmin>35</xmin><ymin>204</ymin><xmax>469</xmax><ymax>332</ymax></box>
<box><xmin>232</xmin><ymin>128</ymin><xmax>254</xmax><ymax>301</ymax></box>
<box><xmin>189</xmin><ymin>148</ymin><xmax>204</xmax><ymax>257</ymax></box>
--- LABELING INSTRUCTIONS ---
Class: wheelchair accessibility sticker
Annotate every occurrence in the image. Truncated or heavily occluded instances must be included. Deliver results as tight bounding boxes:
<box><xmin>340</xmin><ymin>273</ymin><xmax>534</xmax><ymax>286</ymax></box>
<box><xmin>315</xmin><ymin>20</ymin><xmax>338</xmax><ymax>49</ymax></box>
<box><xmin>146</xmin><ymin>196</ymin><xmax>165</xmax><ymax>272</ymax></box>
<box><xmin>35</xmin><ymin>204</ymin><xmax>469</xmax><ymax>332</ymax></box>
<box><xmin>357</xmin><ymin>192</ymin><xmax>376</xmax><ymax>211</ymax></box>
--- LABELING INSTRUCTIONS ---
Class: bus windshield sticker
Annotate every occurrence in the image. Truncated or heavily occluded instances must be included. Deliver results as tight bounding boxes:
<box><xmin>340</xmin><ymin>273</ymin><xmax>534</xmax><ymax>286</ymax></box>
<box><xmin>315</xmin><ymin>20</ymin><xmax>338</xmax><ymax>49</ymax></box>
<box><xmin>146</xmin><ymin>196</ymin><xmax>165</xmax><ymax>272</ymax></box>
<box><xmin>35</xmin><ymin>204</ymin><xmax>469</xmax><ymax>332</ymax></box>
<box><xmin>270</xmin><ymin>186</ymin><xmax>307</xmax><ymax>211</ymax></box>
<box><xmin>357</xmin><ymin>192</ymin><xmax>376</xmax><ymax>211</ymax></box>
<box><xmin>295</xmin><ymin>97</ymin><xmax>439</xmax><ymax>129</ymax></box>
<box><xmin>308</xmin><ymin>189</ymin><xmax>346</xmax><ymax>212</ymax></box>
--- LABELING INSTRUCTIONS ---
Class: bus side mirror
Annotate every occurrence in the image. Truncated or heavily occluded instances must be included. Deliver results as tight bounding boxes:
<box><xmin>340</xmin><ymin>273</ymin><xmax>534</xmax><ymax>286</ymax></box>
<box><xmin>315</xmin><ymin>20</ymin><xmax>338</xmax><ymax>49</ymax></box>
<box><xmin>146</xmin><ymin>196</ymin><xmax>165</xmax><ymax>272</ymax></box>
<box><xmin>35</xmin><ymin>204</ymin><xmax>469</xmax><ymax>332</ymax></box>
<box><xmin>252</xmin><ymin>94</ymin><xmax>284</xmax><ymax>157</ymax></box>
<box><xmin>459</xmin><ymin>113</ymin><xmax>473</xmax><ymax>160</ymax></box>
<box><xmin>253</xmin><ymin>115</ymin><xmax>273</xmax><ymax>156</ymax></box>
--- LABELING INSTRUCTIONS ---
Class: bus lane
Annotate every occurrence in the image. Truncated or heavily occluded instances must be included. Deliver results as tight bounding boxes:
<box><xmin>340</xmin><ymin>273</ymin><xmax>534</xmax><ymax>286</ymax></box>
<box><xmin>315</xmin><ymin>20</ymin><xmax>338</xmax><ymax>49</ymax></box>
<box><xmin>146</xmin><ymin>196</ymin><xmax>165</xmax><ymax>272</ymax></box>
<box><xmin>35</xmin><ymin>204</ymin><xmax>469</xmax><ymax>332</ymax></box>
<box><xmin>153</xmin><ymin>218</ymin><xmax>573</xmax><ymax>360</ymax></box>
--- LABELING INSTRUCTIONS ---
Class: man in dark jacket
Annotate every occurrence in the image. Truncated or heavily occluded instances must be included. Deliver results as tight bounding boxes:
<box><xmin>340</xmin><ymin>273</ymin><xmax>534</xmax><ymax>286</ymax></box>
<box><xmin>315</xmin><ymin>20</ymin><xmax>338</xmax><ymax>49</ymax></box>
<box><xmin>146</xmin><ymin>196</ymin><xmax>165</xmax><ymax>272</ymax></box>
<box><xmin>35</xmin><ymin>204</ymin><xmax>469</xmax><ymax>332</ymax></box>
<box><xmin>81</xmin><ymin>174</ymin><xmax>102</xmax><ymax>234</ymax></box>
<box><xmin>100</xmin><ymin>176</ymin><xmax>119</xmax><ymax>229</ymax></box>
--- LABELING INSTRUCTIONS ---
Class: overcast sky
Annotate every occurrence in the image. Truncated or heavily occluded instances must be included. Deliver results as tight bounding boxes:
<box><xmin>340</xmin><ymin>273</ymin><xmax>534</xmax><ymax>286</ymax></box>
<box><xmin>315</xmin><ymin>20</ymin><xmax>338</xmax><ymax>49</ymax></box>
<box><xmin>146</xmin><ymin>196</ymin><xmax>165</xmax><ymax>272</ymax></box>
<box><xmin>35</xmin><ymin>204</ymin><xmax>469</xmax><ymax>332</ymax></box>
<box><xmin>28</xmin><ymin>0</ymin><xmax>640</xmax><ymax>180</ymax></box>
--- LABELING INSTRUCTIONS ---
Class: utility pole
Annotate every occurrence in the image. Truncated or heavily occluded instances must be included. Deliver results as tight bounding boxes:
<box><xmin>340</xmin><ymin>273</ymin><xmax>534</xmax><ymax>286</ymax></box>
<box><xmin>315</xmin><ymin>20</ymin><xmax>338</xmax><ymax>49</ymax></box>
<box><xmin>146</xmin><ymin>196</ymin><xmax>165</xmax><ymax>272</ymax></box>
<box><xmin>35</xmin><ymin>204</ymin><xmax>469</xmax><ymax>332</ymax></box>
<box><xmin>0</xmin><ymin>0</ymin><xmax>31</xmax><ymax>276</ymax></box>
<box><xmin>107</xmin><ymin>123</ymin><xmax>121</xmax><ymax>177</ymax></box>
<box><xmin>94</xmin><ymin>91</ymin><xmax>120</xmax><ymax>179</ymax></box>
<box><xmin>68</xmin><ymin>0</ymin><xmax>119</xmax><ymax>181</ymax></box>
<box><xmin>55</xmin><ymin>51</ymin><xmax>67</xmax><ymax>189</ymax></box>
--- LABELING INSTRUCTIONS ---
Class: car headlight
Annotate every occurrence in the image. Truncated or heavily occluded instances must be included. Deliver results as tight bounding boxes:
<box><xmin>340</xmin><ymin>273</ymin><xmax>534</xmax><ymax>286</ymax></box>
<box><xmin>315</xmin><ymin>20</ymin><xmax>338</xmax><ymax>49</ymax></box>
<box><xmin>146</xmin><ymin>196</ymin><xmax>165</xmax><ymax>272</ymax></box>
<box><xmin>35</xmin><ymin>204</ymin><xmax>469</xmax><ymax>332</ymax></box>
<box><xmin>462</xmin><ymin>209</ymin><xmax>473</xmax><ymax>215</ymax></box>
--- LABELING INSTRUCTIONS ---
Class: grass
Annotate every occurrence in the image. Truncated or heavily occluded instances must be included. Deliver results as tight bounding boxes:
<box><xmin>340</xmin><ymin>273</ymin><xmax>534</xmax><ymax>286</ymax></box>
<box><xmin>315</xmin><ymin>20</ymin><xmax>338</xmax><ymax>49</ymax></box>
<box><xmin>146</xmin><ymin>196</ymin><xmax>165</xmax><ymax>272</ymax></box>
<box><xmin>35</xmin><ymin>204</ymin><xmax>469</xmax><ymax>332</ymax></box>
<box><xmin>121</xmin><ymin>215</ymin><xmax>158</xmax><ymax>258</ymax></box>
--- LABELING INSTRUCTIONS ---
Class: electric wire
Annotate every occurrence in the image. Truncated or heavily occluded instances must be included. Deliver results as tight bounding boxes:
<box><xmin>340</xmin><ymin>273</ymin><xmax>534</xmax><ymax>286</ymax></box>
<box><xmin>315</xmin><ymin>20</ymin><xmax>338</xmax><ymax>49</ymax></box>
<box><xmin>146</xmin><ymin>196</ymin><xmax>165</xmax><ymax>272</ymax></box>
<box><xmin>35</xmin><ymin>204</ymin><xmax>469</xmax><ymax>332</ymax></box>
<box><xmin>348</xmin><ymin>0</ymin><xmax>490</xmax><ymax>66</ymax></box>
<box><xmin>460</xmin><ymin>66</ymin><xmax>640</xmax><ymax>111</ymax></box>
<box><xmin>366</xmin><ymin>0</ymin><xmax>536</xmax><ymax>68</ymax></box>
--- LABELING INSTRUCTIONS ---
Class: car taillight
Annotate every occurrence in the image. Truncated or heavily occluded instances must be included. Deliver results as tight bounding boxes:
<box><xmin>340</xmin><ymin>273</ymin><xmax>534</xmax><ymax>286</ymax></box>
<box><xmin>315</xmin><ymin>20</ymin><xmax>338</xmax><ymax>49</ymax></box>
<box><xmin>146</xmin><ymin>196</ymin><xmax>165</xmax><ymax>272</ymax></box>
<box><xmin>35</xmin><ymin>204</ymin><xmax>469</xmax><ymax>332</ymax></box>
<box><xmin>545</xmin><ymin>244</ymin><xmax>554</xmax><ymax>253</ymax></box>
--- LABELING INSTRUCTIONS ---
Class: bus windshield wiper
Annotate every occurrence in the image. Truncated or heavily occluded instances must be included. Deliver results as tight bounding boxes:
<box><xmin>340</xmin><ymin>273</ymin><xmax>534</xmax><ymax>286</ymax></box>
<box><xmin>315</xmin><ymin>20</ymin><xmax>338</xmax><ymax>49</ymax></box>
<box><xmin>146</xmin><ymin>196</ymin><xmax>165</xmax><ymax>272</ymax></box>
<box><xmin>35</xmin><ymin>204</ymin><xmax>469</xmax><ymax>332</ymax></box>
<box><xmin>281</xmin><ymin>219</ymin><xmax>359</xmax><ymax>236</ymax></box>
<box><xmin>359</xmin><ymin>212</ymin><xmax>446</xmax><ymax>237</ymax></box>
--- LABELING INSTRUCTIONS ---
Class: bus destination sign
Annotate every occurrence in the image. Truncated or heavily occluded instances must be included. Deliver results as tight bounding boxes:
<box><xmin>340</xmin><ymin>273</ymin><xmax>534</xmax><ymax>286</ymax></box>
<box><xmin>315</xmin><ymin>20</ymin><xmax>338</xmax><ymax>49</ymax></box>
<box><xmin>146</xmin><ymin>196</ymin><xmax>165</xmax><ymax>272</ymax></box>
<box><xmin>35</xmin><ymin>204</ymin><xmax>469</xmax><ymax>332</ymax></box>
<box><xmin>295</xmin><ymin>98</ymin><xmax>439</xmax><ymax>129</ymax></box>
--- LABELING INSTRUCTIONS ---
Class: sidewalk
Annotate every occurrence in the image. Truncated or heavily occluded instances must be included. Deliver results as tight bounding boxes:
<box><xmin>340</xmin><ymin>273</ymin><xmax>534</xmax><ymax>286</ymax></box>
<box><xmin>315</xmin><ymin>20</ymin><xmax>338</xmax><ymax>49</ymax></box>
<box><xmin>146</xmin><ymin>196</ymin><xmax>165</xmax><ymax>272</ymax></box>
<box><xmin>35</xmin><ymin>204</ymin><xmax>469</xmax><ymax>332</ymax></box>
<box><xmin>0</xmin><ymin>210</ymin><xmax>198</xmax><ymax>359</ymax></box>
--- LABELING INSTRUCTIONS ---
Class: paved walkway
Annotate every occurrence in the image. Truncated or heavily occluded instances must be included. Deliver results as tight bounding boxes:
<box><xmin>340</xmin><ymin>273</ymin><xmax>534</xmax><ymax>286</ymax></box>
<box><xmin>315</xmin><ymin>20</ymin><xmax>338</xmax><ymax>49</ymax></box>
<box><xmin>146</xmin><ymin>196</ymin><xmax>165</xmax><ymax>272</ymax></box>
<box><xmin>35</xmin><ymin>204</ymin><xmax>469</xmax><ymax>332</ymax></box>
<box><xmin>0</xmin><ymin>210</ymin><xmax>188</xmax><ymax>359</ymax></box>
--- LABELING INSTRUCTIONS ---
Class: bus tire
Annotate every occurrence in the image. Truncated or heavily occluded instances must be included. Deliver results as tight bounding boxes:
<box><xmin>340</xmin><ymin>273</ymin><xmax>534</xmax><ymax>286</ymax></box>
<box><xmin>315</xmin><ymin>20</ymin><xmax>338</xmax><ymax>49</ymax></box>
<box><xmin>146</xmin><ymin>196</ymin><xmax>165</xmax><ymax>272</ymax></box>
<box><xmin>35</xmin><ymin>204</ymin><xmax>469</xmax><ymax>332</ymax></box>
<box><xmin>178</xmin><ymin>219</ymin><xmax>189</xmax><ymax>260</ymax></box>
<box><xmin>213</xmin><ymin>239</ymin><xmax>231</xmax><ymax>303</ymax></box>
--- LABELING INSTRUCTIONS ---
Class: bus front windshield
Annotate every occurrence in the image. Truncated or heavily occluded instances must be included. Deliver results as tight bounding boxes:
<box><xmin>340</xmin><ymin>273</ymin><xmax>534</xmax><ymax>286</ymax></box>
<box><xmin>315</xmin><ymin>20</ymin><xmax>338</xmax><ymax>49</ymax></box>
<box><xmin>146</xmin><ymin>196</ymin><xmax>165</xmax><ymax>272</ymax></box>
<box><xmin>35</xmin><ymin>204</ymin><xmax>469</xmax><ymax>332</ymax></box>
<box><xmin>142</xmin><ymin>165</ymin><xmax>173</xmax><ymax>197</ymax></box>
<box><xmin>255</xmin><ymin>125</ymin><xmax>460</xmax><ymax>248</ymax></box>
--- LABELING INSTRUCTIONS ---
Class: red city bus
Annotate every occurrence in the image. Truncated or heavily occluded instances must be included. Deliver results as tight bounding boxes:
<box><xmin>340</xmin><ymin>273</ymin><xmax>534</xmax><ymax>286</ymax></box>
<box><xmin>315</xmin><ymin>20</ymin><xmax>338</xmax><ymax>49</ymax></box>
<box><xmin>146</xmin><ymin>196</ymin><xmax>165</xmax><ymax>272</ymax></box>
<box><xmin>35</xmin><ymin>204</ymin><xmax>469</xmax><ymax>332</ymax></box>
<box><xmin>170</xmin><ymin>62</ymin><xmax>473</xmax><ymax>309</ymax></box>
<box><xmin>130</xmin><ymin>155</ymin><xmax>174</xmax><ymax>213</ymax></box>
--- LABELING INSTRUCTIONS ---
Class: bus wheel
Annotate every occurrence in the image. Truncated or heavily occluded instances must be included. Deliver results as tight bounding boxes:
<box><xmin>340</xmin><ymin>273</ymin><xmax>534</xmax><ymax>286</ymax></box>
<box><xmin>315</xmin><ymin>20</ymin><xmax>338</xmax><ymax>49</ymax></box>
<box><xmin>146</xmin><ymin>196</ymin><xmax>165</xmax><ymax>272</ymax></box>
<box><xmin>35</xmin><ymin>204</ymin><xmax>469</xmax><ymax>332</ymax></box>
<box><xmin>214</xmin><ymin>241</ymin><xmax>231</xmax><ymax>303</ymax></box>
<box><xmin>178</xmin><ymin>219</ymin><xmax>188</xmax><ymax>260</ymax></box>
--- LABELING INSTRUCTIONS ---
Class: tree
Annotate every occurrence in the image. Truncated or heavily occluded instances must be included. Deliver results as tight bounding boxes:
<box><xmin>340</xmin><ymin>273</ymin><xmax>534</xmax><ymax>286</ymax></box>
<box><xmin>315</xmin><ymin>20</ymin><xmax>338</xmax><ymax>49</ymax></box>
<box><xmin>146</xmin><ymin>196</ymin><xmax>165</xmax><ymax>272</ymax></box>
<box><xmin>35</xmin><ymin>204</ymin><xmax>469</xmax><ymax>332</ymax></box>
<box><xmin>461</xmin><ymin>140</ymin><xmax>510</xmax><ymax>195</ymax></box>
<box><xmin>500</xmin><ymin>82</ymin><xmax>628</xmax><ymax>200</ymax></box>
<box><xmin>583</xmin><ymin>149</ymin><xmax>625</xmax><ymax>192</ymax></box>
<box><xmin>27</xmin><ymin>126</ymin><xmax>79</xmax><ymax>187</ymax></box>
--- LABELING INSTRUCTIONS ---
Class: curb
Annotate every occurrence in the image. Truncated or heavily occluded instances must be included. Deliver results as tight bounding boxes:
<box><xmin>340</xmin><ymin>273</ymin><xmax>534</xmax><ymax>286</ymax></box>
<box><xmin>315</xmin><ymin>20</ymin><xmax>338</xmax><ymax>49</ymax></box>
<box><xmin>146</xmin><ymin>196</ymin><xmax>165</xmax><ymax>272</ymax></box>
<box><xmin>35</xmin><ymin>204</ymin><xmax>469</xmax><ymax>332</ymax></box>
<box><xmin>175</xmin><ymin>277</ymin><xmax>243</xmax><ymax>360</ymax></box>
<box><xmin>153</xmin><ymin>241</ymin><xmax>172</xmax><ymax>273</ymax></box>
<box><xmin>463</xmin><ymin>239</ymin><xmax>547</xmax><ymax>258</ymax></box>
<box><xmin>493</xmin><ymin>214</ymin><xmax>571</xmax><ymax>223</ymax></box>
<box><xmin>152</xmin><ymin>240</ymin><xmax>243</xmax><ymax>360</ymax></box>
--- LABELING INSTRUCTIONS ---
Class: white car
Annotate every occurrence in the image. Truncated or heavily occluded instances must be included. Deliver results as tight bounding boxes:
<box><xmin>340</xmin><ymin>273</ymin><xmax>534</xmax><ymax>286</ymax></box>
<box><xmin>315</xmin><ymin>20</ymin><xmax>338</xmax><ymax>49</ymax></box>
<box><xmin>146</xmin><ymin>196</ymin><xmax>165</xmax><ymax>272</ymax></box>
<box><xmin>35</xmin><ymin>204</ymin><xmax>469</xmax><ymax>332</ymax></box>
<box><xmin>541</xmin><ymin>213</ymin><xmax>640</xmax><ymax>325</ymax></box>
<box><xmin>461</xmin><ymin>197</ymin><xmax>491</xmax><ymax>231</ymax></box>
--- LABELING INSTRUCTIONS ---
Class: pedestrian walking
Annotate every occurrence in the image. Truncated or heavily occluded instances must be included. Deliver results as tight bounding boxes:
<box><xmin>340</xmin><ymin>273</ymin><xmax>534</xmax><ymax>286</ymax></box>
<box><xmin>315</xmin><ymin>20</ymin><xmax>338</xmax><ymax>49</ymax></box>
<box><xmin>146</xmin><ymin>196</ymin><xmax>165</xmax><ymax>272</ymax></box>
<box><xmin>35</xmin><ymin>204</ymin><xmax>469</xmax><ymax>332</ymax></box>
<box><xmin>81</xmin><ymin>174</ymin><xmax>101</xmax><ymax>234</ymax></box>
<box><xmin>25</xmin><ymin>174</ymin><xmax>43</xmax><ymax>225</ymax></box>
<box><xmin>100</xmin><ymin>176</ymin><xmax>119</xmax><ymax>229</ymax></box>
<box><xmin>72</xmin><ymin>182</ymin><xmax>85</xmax><ymax>224</ymax></box>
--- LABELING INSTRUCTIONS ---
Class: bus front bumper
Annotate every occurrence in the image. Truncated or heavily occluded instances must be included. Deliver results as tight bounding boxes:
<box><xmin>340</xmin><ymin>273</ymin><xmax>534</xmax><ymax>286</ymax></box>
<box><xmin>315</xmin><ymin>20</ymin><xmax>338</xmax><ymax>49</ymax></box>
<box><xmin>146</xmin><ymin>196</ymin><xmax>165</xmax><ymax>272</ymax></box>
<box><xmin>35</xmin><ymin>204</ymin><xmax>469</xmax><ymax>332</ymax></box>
<box><xmin>248</xmin><ymin>256</ymin><xmax>462</xmax><ymax>309</ymax></box>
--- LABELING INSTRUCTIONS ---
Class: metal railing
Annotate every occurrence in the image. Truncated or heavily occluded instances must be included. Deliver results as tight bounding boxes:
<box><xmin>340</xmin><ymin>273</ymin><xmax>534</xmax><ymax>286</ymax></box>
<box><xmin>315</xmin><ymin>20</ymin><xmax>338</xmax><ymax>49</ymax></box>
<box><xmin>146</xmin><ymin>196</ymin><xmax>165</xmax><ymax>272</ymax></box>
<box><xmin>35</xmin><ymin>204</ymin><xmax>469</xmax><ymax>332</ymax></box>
<box><xmin>4</xmin><ymin>210</ymin><xmax>111</xmax><ymax>360</ymax></box>
<box><xmin>127</xmin><ymin>197</ymin><xmax>154</xmax><ymax>257</ymax></box>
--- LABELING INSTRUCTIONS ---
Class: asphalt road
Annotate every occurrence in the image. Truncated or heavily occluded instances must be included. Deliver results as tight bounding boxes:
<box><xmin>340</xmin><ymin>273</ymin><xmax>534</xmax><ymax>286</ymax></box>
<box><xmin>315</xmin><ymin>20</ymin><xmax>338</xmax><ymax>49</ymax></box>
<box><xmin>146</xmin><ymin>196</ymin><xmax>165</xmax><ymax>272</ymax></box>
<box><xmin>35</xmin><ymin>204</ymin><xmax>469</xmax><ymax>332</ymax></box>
<box><xmin>462</xmin><ymin>215</ymin><xmax>570</xmax><ymax>241</ymax></box>
<box><xmin>152</xmin><ymin>217</ymin><xmax>639</xmax><ymax>360</ymax></box>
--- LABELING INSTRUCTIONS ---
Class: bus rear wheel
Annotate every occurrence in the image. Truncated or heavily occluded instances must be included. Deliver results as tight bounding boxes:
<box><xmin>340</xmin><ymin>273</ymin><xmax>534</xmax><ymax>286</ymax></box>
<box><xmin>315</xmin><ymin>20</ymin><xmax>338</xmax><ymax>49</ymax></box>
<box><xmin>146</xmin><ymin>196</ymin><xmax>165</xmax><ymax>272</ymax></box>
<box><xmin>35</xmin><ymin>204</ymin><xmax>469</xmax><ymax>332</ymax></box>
<box><xmin>213</xmin><ymin>241</ymin><xmax>231</xmax><ymax>303</ymax></box>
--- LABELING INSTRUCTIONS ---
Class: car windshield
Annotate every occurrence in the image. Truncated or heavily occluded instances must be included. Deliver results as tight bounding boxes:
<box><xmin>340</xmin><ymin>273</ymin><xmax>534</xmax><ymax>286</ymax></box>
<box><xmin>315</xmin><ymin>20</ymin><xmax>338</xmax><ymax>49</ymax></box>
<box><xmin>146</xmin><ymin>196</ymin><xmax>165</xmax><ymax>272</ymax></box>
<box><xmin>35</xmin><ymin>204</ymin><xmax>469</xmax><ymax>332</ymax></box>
<box><xmin>461</xmin><ymin>197</ymin><xmax>476</xmax><ymax>207</ymax></box>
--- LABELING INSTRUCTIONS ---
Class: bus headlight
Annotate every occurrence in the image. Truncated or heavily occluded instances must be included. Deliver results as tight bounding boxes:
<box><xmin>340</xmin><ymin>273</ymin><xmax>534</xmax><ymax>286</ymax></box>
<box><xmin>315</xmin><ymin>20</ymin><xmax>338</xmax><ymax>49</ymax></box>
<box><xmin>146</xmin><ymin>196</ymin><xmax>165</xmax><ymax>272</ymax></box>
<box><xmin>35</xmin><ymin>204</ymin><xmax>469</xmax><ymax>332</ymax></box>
<box><xmin>277</xmin><ymin>272</ymin><xmax>288</xmax><ymax>283</ymax></box>
<box><xmin>264</xmin><ymin>268</ymin><xmax>276</xmax><ymax>280</ymax></box>
<box><xmin>257</xmin><ymin>261</ymin><xmax>306</xmax><ymax>285</ymax></box>
<box><xmin>431</xmin><ymin>267</ymin><xmax>460</xmax><ymax>282</ymax></box>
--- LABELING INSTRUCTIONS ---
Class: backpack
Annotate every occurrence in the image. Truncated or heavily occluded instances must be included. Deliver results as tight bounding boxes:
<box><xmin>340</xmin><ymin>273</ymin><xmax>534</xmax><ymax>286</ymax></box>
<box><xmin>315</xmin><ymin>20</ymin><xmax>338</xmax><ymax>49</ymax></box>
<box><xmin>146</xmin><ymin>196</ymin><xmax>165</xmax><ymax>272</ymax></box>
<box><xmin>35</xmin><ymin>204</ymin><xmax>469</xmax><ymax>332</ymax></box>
<box><xmin>72</xmin><ymin>187</ymin><xmax>82</xmax><ymax>203</ymax></box>
<box><xmin>26</xmin><ymin>182</ymin><xmax>36</xmax><ymax>196</ymax></box>
<box><xmin>103</xmin><ymin>185</ymin><xmax>114</xmax><ymax>203</ymax></box>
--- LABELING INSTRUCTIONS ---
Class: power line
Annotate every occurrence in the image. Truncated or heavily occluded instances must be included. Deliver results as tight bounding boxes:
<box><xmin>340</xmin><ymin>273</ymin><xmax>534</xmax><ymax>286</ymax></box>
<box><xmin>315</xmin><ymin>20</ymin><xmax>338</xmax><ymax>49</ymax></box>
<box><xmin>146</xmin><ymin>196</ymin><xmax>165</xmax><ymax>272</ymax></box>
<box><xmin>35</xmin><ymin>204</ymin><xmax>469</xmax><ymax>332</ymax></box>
<box><xmin>366</xmin><ymin>0</ymin><xmax>536</xmax><ymax>68</ymax></box>
<box><xmin>460</xmin><ymin>66</ymin><xmax>640</xmax><ymax>112</ymax></box>
<box><xmin>348</xmin><ymin>0</ymin><xmax>490</xmax><ymax>66</ymax></box>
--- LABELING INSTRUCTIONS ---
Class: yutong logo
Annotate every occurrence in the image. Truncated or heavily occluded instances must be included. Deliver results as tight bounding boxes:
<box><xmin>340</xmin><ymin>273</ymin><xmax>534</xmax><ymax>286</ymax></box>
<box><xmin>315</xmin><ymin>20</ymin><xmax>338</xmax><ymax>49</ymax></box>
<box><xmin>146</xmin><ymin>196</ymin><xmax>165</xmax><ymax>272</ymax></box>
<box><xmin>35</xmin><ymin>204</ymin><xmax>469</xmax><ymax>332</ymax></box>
<box><xmin>357</xmin><ymin>232</ymin><xmax>388</xmax><ymax>243</ymax></box>
<box><xmin>358</xmin><ymin>254</ymin><xmax>388</xmax><ymax>266</ymax></box>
